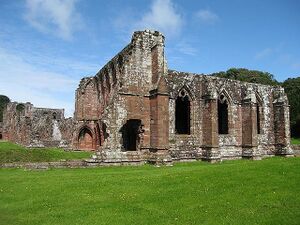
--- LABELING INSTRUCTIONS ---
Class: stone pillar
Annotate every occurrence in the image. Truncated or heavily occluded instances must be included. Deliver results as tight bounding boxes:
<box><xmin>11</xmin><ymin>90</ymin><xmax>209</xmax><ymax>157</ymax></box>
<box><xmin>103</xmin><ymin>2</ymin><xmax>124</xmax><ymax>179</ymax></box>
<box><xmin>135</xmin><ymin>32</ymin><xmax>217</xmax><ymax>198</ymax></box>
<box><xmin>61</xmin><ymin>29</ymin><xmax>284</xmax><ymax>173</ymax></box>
<box><xmin>149</xmin><ymin>77</ymin><xmax>171</xmax><ymax>165</ymax></box>
<box><xmin>201</xmin><ymin>87</ymin><xmax>220</xmax><ymax>162</ymax></box>
<box><xmin>241</xmin><ymin>88</ymin><xmax>260</xmax><ymax>159</ymax></box>
<box><xmin>149</xmin><ymin>78</ymin><xmax>169</xmax><ymax>151</ymax></box>
<box><xmin>273</xmin><ymin>88</ymin><xmax>293</xmax><ymax>156</ymax></box>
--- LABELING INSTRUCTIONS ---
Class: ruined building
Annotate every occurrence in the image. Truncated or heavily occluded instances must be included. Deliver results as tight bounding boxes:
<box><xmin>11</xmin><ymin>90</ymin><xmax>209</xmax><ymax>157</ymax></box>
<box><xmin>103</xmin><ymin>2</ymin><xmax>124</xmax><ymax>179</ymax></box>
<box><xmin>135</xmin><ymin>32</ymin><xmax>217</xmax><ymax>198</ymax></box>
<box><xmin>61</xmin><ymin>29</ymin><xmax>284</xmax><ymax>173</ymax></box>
<box><xmin>3</xmin><ymin>30</ymin><xmax>294</xmax><ymax>163</ymax></box>
<box><xmin>3</xmin><ymin>102</ymin><xmax>73</xmax><ymax>147</ymax></box>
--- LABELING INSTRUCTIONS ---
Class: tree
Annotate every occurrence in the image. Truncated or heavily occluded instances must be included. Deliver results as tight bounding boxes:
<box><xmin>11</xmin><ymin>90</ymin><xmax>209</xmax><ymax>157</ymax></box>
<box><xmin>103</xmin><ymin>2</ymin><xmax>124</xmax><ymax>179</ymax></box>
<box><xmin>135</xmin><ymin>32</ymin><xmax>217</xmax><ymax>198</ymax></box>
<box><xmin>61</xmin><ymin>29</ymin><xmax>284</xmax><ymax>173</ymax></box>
<box><xmin>0</xmin><ymin>95</ymin><xmax>10</xmax><ymax>122</ymax></box>
<box><xmin>211</xmin><ymin>68</ymin><xmax>278</xmax><ymax>86</ymax></box>
<box><xmin>282</xmin><ymin>77</ymin><xmax>300</xmax><ymax>137</ymax></box>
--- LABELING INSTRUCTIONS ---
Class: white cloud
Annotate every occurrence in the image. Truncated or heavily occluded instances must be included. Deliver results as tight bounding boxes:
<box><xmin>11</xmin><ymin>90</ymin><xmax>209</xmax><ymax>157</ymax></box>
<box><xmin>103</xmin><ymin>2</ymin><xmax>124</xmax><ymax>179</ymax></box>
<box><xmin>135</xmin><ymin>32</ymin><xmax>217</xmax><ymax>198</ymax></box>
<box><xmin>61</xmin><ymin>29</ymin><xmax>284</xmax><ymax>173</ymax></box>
<box><xmin>175</xmin><ymin>41</ymin><xmax>198</xmax><ymax>56</ymax></box>
<box><xmin>24</xmin><ymin>0</ymin><xmax>82</xmax><ymax>40</ymax></box>
<box><xmin>0</xmin><ymin>46</ymin><xmax>99</xmax><ymax>117</ymax></box>
<box><xmin>135</xmin><ymin>0</ymin><xmax>183</xmax><ymax>36</ymax></box>
<box><xmin>196</xmin><ymin>9</ymin><xmax>219</xmax><ymax>24</ymax></box>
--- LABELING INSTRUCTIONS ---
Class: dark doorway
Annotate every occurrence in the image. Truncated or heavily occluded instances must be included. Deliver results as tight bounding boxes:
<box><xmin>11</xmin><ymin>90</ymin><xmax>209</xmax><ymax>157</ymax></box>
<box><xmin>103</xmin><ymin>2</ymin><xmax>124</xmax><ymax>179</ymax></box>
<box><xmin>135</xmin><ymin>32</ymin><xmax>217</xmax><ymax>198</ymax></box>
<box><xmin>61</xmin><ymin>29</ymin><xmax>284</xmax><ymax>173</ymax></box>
<box><xmin>257</xmin><ymin>104</ymin><xmax>261</xmax><ymax>134</ymax></box>
<box><xmin>218</xmin><ymin>96</ymin><xmax>229</xmax><ymax>134</ymax></box>
<box><xmin>0</xmin><ymin>133</ymin><xmax>2</xmax><ymax>140</ymax></box>
<box><xmin>121</xmin><ymin>119</ymin><xmax>142</xmax><ymax>151</ymax></box>
<box><xmin>175</xmin><ymin>94</ymin><xmax>190</xmax><ymax>134</ymax></box>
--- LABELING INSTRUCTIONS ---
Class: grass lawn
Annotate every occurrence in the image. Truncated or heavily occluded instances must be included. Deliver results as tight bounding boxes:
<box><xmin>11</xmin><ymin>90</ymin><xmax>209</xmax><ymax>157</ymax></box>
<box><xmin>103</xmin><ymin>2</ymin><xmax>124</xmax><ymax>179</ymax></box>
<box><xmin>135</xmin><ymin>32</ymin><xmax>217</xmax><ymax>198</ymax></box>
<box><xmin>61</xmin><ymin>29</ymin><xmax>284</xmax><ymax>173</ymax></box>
<box><xmin>0</xmin><ymin>157</ymin><xmax>299</xmax><ymax>225</ymax></box>
<box><xmin>0</xmin><ymin>142</ymin><xmax>91</xmax><ymax>164</ymax></box>
<box><xmin>291</xmin><ymin>137</ymin><xmax>300</xmax><ymax>145</ymax></box>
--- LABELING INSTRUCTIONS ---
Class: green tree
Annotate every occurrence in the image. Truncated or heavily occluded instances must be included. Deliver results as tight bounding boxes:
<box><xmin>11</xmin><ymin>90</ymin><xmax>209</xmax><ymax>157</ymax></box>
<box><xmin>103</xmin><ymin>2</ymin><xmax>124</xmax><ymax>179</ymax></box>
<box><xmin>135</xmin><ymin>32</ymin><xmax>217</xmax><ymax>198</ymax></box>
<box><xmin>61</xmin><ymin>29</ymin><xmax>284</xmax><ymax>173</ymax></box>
<box><xmin>282</xmin><ymin>77</ymin><xmax>300</xmax><ymax>137</ymax></box>
<box><xmin>211</xmin><ymin>68</ymin><xmax>278</xmax><ymax>86</ymax></box>
<box><xmin>0</xmin><ymin>95</ymin><xmax>10</xmax><ymax>122</ymax></box>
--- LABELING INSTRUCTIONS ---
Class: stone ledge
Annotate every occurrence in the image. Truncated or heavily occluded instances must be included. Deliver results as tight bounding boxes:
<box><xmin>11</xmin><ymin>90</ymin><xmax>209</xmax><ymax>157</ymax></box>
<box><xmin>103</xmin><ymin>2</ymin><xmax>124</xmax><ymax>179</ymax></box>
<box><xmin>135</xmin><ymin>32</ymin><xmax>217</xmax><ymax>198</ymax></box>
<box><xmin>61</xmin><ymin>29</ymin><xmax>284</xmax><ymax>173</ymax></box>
<box><xmin>292</xmin><ymin>145</ymin><xmax>300</xmax><ymax>156</ymax></box>
<box><xmin>0</xmin><ymin>159</ymin><xmax>147</xmax><ymax>169</ymax></box>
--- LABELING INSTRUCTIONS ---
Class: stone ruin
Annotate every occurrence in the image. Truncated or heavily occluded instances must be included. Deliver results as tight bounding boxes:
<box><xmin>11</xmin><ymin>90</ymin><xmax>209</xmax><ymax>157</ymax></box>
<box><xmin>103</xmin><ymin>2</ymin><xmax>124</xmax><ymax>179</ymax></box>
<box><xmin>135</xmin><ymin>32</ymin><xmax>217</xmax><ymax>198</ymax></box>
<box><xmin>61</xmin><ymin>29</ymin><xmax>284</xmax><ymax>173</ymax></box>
<box><xmin>3</xmin><ymin>102</ymin><xmax>73</xmax><ymax>148</ymax></box>
<box><xmin>2</xmin><ymin>30</ymin><xmax>294</xmax><ymax>164</ymax></box>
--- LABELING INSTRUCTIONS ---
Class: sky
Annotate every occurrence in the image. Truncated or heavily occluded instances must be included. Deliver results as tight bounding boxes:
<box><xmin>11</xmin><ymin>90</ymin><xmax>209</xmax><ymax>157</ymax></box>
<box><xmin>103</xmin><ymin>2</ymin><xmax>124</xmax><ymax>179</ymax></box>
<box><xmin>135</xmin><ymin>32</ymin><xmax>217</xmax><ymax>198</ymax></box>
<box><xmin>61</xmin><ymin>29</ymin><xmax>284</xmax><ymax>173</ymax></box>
<box><xmin>0</xmin><ymin>0</ymin><xmax>299</xmax><ymax>117</ymax></box>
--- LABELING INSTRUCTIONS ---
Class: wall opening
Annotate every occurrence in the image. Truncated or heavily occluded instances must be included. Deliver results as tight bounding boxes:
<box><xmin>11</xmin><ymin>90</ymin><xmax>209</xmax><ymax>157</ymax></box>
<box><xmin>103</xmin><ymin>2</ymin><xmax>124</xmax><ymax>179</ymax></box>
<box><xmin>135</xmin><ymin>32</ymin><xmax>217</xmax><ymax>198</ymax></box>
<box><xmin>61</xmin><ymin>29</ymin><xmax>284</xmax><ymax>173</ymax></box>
<box><xmin>257</xmin><ymin>104</ymin><xmax>261</xmax><ymax>134</ymax></box>
<box><xmin>121</xmin><ymin>119</ymin><xmax>142</xmax><ymax>151</ymax></box>
<box><xmin>218</xmin><ymin>95</ymin><xmax>229</xmax><ymax>134</ymax></box>
<box><xmin>16</xmin><ymin>104</ymin><xmax>25</xmax><ymax>116</ymax></box>
<box><xmin>52</xmin><ymin>112</ymin><xmax>57</xmax><ymax>120</ymax></box>
<box><xmin>175</xmin><ymin>91</ymin><xmax>190</xmax><ymax>134</ymax></box>
<box><xmin>0</xmin><ymin>133</ymin><xmax>2</xmax><ymax>140</ymax></box>
<box><xmin>78</xmin><ymin>127</ymin><xmax>94</xmax><ymax>150</ymax></box>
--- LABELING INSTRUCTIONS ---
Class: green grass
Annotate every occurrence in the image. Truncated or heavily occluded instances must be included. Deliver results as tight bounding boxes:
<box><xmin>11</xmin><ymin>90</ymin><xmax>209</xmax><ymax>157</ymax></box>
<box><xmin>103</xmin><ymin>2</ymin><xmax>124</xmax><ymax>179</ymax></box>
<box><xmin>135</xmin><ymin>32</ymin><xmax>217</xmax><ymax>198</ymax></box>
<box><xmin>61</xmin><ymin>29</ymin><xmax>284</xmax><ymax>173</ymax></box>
<box><xmin>291</xmin><ymin>137</ymin><xmax>300</xmax><ymax>145</ymax></box>
<box><xmin>0</xmin><ymin>142</ymin><xmax>91</xmax><ymax>163</ymax></box>
<box><xmin>0</xmin><ymin>157</ymin><xmax>300</xmax><ymax>225</ymax></box>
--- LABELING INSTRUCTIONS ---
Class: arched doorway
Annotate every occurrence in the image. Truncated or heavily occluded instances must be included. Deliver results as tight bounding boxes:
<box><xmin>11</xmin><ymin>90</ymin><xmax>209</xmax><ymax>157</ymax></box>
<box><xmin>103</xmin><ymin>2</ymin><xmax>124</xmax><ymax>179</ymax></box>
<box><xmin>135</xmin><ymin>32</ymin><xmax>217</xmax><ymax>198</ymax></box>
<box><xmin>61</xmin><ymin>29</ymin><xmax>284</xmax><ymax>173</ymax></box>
<box><xmin>78</xmin><ymin>127</ymin><xmax>94</xmax><ymax>150</ymax></box>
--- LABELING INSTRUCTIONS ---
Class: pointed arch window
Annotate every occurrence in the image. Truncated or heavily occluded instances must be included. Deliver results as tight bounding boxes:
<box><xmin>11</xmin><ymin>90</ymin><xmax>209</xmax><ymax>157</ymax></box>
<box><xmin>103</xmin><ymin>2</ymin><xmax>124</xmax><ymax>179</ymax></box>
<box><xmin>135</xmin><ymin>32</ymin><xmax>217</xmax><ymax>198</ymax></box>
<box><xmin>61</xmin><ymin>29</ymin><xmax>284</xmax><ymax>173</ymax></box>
<box><xmin>256</xmin><ymin>94</ymin><xmax>263</xmax><ymax>135</ymax></box>
<box><xmin>256</xmin><ymin>104</ymin><xmax>261</xmax><ymax>134</ymax></box>
<box><xmin>218</xmin><ymin>94</ymin><xmax>229</xmax><ymax>134</ymax></box>
<box><xmin>175</xmin><ymin>90</ymin><xmax>191</xmax><ymax>134</ymax></box>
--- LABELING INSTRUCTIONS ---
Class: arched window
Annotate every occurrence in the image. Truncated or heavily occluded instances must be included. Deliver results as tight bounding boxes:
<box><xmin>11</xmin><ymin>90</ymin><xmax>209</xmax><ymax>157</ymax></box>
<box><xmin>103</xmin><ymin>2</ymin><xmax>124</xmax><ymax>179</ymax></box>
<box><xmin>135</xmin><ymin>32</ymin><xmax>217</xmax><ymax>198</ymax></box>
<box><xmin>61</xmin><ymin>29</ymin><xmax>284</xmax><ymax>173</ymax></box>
<box><xmin>175</xmin><ymin>90</ymin><xmax>190</xmax><ymax>134</ymax></box>
<box><xmin>256</xmin><ymin>104</ymin><xmax>261</xmax><ymax>134</ymax></box>
<box><xmin>255</xmin><ymin>93</ymin><xmax>263</xmax><ymax>135</ymax></box>
<box><xmin>218</xmin><ymin>94</ymin><xmax>229</xmax><ymax>134</ymax></box>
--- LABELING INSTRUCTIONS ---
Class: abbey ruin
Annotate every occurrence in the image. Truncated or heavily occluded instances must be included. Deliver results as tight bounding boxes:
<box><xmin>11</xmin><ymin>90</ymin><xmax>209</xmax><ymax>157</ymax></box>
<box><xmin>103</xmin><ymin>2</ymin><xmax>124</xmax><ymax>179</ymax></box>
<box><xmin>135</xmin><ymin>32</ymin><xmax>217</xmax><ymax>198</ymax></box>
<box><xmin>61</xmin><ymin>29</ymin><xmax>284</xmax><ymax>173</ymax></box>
<box><xmin>2</xmin><ymin>30</ymin><xmax>294</xmax><ymax>164</ymax></box>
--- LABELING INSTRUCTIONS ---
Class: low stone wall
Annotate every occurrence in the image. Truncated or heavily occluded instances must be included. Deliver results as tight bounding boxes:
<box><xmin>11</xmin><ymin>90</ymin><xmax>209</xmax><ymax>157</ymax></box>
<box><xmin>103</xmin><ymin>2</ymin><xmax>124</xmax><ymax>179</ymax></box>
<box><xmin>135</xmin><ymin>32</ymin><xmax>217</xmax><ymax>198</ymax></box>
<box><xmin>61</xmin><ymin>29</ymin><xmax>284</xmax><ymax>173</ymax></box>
<box><xmin>0</xmin><ymin>159</ymin><xmax>145</xmax><ymax>169</ymax></box>
<box><xmin>293</xmin><ymin>145</ymin><xmax>300</xmax><ymax>156</ymax></box>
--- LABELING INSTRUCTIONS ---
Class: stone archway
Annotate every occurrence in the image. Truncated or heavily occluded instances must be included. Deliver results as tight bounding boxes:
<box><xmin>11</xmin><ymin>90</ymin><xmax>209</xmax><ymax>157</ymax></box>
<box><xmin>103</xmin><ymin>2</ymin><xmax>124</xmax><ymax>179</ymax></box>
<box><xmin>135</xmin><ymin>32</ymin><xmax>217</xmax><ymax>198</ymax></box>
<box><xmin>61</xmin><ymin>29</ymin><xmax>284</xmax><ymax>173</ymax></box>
<box><xmin>78</xmin><ymin>127</ymin><xmax>94</xmax><ymax>150</ymax></box>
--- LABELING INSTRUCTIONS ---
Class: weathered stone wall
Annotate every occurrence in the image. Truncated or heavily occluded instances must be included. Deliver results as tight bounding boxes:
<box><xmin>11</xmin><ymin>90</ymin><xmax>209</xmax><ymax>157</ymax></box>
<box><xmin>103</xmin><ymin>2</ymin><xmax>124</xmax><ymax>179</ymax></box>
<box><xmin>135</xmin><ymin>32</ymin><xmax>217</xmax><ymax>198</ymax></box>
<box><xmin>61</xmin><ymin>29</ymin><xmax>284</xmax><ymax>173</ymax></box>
<box><xmin>2</xmin><ymin>30</ymin><xmax>292</xmax><ymax>165</ymax></box>
<box><xmin>167</xmin><ymin>71</ymin><xmax>292</xmax><ymax>160</ymax></box>
<box><xmin>73</xmin><ymin>30</ymin><xmax>169</xmax><ymax>162</ymax></box>
<box><xmin>3</xmin><ymin>102</ymin><xmax>73</xmax><ymax>147</ymax></box>
<box><xmin>72</xmin><ymin>30</ymin><xmax>292</xmax><ymax>164</ymax></box>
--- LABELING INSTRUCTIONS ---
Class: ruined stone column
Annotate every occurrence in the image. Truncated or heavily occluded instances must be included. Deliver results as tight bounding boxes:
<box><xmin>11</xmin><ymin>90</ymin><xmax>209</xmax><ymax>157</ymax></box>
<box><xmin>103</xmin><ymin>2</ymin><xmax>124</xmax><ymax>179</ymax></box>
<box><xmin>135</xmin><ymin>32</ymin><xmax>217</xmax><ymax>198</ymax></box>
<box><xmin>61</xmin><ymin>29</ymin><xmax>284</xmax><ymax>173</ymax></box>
<box><xmin>149</xmin><ymin>77</ymin><xmax>171</xmax><ymax>165</ymax></box>
<box><xmin>273</xmin><ymin>87</ymin><xmax>293</xmax><ymax>156</ymax></box>
<box><xmin>201</xmin><ymin>86</ymin><xmax>220</xmax><ymax>162</ymax></box>
<box><xmin>241</xmin><ymin>88</ymin><xmax>260</xmax><ymax>159</ymax></box>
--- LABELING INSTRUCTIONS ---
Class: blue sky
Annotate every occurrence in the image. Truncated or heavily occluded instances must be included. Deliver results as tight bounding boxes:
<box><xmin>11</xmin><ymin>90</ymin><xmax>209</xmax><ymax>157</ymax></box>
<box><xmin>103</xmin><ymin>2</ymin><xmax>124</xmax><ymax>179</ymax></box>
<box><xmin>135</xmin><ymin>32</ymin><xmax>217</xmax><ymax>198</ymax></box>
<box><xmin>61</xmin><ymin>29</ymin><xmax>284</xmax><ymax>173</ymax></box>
<box><xmin>0</xmin><ymin>0</ymin><xmax>299</xmax><ymax>117</ymax></box>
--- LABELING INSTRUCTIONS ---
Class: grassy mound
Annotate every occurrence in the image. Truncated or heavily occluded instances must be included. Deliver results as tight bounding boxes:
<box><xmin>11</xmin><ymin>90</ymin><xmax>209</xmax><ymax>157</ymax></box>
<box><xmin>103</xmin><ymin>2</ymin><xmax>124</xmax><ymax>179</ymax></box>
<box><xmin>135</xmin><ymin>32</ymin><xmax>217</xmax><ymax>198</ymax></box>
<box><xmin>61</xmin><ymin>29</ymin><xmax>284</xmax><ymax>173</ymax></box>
<box><xmin>0</xmin><ymin>157</ymin><xmax>299</xmax><ymax>225</ymax></box>
<box><xmin>0</xmin><ymin>142</ymin><xmax>91</xmax><ymax>163</ymax></box>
